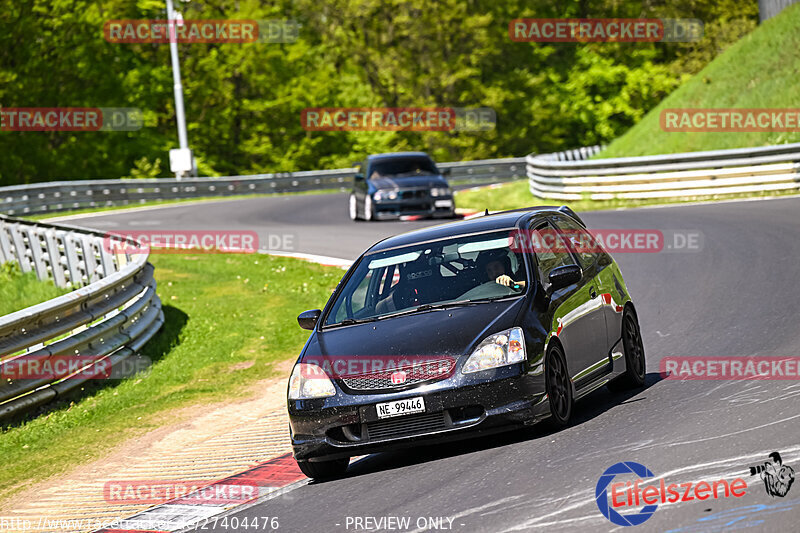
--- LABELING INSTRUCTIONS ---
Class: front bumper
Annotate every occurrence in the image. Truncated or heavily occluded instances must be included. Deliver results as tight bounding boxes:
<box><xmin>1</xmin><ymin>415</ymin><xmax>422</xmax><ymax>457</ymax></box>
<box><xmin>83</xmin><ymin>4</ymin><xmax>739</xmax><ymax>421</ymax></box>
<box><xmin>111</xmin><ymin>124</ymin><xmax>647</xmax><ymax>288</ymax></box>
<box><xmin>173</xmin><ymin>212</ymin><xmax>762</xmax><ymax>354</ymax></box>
<box><xmin>288</xmin><ymin>364</ymin><xmax>550</xmax><ymax>462</ymax></box>
<box><xmin>373</xmin><ymin>197</ymin><xmax>455</xmax><ymax>219</ymax></box>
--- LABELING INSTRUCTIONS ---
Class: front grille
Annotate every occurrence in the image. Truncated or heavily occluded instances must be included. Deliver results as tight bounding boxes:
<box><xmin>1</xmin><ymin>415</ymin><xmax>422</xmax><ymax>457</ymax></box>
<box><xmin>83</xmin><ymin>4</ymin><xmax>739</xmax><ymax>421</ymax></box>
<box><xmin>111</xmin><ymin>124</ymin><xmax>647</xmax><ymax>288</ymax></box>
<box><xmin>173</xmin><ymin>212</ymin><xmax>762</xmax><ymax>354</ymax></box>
<box><xmin>366</xmin><ymin>412</ymin><xmax>447</xmax><ymax>440</ymax></box>
<box><xmin>399</xmin><ymin>189</ymin><xmax>428</xmax><ymax>200</ymax></box>
<box><xmin>341</xmin><ymin>358</ymin><xmax>455</xmax><ymax>391</ymax></box>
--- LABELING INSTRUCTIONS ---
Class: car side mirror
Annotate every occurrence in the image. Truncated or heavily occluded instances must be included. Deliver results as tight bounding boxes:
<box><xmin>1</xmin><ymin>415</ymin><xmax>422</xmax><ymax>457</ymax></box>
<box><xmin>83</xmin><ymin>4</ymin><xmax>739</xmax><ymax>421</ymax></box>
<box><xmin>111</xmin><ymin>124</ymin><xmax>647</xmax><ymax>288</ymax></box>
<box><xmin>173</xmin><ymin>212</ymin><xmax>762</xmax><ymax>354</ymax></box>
<box><xmin>548</xmin><ymin>265</ymin><xmax>582</xmax><ymax>292</ymax></box>
<box><xmin>297</xmin><ymin>309</ymin><xmax>321</xmax><ymax>330</ymax></box>
<box><xmin>440</xmin><ymin>168</ymin><xmax>451</xmax><ymax>176</ymax></box>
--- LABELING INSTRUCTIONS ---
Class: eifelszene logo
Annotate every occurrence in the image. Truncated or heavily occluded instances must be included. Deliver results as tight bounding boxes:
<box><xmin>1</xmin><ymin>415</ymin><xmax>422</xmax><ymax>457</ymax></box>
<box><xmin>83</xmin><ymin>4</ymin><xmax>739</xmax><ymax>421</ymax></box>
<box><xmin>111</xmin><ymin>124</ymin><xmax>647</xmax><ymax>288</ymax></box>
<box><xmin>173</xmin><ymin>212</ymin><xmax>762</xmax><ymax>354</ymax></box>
<box><xmin>595</xmin><ymin>461</ymin><xmax>748</xmax><ymax>526</ymax></box>
<box><xmin>595</xmin><ymin>462</ymin><xmax>659</xmax><ymax>526</ymax></box>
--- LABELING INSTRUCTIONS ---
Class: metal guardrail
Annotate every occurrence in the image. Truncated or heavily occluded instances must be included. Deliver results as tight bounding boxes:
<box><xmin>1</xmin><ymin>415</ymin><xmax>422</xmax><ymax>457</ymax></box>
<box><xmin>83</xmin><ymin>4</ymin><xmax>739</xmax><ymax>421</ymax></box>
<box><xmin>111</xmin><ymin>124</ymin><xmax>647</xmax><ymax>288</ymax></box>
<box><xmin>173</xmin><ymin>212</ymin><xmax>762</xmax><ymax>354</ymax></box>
<box><xmin>0</xmin><ymin>158</ymin><xmax>527</xmax><ymax>216</ymax></box>
<box><xmin>0</xmin><ymin>215</ymin><xmax>163</xmax><ymax>420</ymax></box>
<box><xmin>527</xmin><ymin>143</ymin><xmax>800</xmax><ymax>200</ymax></box>
<box><xmin>0</xmin><ymin>156</ymin><xmax>527</xmax><ymax>417</ymax></box>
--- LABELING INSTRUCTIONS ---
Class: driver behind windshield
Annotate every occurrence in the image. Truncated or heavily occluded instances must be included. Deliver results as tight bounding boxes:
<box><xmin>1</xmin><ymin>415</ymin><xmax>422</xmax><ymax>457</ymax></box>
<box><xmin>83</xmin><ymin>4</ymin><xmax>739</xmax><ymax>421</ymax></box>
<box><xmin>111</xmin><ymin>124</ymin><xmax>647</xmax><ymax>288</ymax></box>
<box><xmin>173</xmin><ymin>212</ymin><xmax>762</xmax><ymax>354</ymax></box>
<box><xmin>371</xmin><ymin>158</ymin><xmax>437</xmax><ymax>178</ymax></box>
<box><xmin>479</xmin><ymin>250</ymin><xmax>526</xmax><ymax>289</ymax></box>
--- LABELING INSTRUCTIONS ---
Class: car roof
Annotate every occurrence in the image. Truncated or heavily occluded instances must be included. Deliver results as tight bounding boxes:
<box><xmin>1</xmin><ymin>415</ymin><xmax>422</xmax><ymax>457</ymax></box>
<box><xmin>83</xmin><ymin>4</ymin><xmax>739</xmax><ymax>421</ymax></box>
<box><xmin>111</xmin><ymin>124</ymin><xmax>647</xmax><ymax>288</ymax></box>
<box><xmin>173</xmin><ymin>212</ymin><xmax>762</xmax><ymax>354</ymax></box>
<box><xmin>366</xmin><ymin>152</ymin><xmax>431</xmax><ymax>161</ymax></box>
<box><xmin>366</xmin><ymin>206</ymin><xmax>569</xmax><ymax>253</ymax></box>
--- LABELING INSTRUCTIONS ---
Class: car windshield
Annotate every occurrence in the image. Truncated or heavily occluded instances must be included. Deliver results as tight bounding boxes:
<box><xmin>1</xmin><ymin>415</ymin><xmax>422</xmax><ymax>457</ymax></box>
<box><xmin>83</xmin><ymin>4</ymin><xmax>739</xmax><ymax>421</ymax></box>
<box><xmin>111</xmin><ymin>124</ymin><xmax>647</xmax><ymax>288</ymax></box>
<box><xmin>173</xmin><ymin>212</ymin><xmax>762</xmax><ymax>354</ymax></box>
<box><xmin>324</xmin><ymin>230</ymin><xmax>528</xmax><ymax>326</ymax></box>
<box><xmin>369</xmin><ymin>157</ymin><xmax>438</xmax><ymax>178</ymax></box>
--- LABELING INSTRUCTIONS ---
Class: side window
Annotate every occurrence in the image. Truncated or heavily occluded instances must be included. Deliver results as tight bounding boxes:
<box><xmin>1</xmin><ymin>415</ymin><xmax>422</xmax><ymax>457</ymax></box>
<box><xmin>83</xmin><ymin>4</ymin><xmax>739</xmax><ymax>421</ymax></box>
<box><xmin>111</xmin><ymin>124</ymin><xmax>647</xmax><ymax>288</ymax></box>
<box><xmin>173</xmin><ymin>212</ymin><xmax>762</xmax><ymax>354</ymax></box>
<box><xmin>551</xmin><ymin>215</ymin><xmax>609</xmax><ymax>269</ymax></box>
<box><xmin>350</xmin><ymin>269</ymin><xmax>376</xmax><ymax>315</ymax></box>
<box><xmin>531</xmin><ymin>222</ymin><xmax>576</xmax><ymax>283</ymax></box>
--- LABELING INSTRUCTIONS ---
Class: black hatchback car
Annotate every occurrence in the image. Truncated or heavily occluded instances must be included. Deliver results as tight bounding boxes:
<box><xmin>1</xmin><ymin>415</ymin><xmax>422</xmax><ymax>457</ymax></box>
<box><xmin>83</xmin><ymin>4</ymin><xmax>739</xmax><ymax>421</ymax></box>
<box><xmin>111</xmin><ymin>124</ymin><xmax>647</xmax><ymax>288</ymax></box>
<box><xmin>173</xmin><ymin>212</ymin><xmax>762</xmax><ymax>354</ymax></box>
<box><xmin>349</xmin><ymin>152</ymin><xmax>455</xmax><ymax>220</ymax></box>
<box><xmin>289</xmin><ymin>206</ymin><xmax>646</xmax><ymax>479</ymax></box>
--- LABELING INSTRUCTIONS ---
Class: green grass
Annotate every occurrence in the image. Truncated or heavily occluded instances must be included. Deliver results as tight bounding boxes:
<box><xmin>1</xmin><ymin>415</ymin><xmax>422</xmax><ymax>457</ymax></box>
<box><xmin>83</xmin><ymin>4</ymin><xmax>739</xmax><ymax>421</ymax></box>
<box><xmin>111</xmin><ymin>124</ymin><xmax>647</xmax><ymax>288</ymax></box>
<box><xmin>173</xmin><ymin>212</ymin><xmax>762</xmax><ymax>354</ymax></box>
<box><xmin>599</xmin><ymin>4</ymin><xmax>800</xmax><ymax>157</ymax></box>
<box><xmin>454</xmin><ymin>179</ymin><xmax>800</xmax><ymax>213</ymax></box>
<box><xmin>0</xmin><ymin>263</ymin><xmax>70</xmax><ymax>316</ymax></box>
<box><xmin>0</xmin><ymin>253</ymin><xmax>342</xmax><ymax>502</ymax></box>
<box><xmin>24</xmin><ymin>188</ymin><xmax>342</xmax><ymax>221</ymax></box>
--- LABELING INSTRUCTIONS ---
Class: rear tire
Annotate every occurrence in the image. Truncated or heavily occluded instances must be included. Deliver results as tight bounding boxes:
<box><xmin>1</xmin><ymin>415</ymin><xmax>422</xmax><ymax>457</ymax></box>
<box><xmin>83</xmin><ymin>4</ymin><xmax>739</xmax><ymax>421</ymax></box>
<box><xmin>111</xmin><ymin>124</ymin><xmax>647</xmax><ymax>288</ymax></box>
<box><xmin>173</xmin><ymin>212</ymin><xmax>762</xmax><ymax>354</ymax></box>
<box><xmin>545</xmin><ymin>345</ymin><xmax>573</xmax><ymax>427</ymax></box>
<box><xmin>297</xmin><ymin>457</ymin><xmax>349</xmax><ymax>480</ymax></box>
<box><xmin>349</xmin><ymin>194</ymin><xmax>361</xmax><ymax>221</ymax></box>
<box><xmin>608</xmin><ymin>309</ymin><xmax>646</xmax><ymax>391</ymax></box>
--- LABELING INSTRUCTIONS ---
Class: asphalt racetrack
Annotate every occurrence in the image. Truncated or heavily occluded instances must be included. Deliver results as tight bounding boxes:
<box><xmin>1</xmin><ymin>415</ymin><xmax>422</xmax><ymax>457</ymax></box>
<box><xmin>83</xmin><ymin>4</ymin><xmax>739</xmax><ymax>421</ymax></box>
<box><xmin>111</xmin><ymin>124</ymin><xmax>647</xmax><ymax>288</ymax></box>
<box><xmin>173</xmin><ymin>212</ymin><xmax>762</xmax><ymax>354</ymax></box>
<box><xmin>64</xmin><ymin>193</ymin><xmax>800</xmax><ymax>532</ymax></box>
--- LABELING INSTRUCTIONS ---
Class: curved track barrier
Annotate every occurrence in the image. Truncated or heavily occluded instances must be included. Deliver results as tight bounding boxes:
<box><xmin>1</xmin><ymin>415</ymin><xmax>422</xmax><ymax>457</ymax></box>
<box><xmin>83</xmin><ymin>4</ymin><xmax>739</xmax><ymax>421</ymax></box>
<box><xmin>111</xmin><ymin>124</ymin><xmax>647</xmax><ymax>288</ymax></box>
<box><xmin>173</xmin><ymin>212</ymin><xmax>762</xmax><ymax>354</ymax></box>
<box><xmin>0</xmin><ymin>215</ymin><xmax>163</xmax><ymax>420</ymax></box>
<box><xmin>0</xmin><ymin>159</ymin><xmax>526</xmax><ymax>216</ymax></box>
<box><xmin>527</xmin><ymin>143</ymin><xmax>800</xmax><ymax>200</ymax></box>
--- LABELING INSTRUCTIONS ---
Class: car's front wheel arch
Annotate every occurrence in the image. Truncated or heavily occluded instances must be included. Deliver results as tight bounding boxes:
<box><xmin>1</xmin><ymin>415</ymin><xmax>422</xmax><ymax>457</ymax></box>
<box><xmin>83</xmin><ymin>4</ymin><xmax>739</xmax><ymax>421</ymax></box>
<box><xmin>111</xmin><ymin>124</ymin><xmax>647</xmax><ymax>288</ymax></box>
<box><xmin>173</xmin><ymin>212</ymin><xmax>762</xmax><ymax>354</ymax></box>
<box><xmin>543</xmin><ymin>337</ymin><xmax>575</xmax><ymax>395</ymax></box>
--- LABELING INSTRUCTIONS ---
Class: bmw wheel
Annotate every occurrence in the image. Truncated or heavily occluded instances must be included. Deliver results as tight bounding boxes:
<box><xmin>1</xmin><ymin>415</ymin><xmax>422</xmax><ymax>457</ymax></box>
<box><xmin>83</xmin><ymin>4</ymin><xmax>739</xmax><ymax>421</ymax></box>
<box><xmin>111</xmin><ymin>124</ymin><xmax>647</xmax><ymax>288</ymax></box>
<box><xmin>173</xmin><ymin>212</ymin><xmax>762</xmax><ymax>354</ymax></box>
<box><xmin>349</xmin><ymin>193</ymin><xmax>361</xmax><ymax>221</ymax></box>
<box><xmin>364</xmin><ymin>194</ymin><xmax>374</xmax><ymax>221</ymax></box>
<box><xmin>546</xmin><ymin>344</ymin><xmax>573</xmax><ymax>427</ymax></box>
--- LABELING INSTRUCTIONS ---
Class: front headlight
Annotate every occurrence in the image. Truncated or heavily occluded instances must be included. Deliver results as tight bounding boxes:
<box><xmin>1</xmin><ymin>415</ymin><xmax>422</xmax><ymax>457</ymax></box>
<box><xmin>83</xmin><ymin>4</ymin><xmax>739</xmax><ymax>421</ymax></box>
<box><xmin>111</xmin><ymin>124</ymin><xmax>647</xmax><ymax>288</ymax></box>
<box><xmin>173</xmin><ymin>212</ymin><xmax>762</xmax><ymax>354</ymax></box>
<box><xmin>373</xmin><ymin>190</ymin><xmax>398</xmax><ymax>201</ymax></box>
<box><xmin>288</xmin><ymin>363</ymin><xmax>336</xmax><ymax>399</ymax></box>
<box><xmin>462</xmin><ymin>327</ymin><xmax>526</xmax><ymax>374</ymax></box>
<box><xmin>430</xmin><ymin>187</ymin><xmax>451</xmax><ymax>197</ymax></box>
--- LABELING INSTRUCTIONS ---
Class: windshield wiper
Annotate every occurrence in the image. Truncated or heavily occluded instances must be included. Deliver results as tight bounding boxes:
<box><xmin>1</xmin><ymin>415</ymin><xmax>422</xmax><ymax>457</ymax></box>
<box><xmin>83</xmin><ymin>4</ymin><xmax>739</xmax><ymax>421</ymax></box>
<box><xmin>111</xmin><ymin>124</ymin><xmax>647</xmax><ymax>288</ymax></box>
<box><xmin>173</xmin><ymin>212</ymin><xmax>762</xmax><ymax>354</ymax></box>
<box><xmin>414</xmin><ymin>300</ymin><xmax>477</xmax><ymax>311</ymax></box>
<box><xmin>336</xmin><ymin>317</ymin><xmax>380</xmax><ymax>326</ymax></box>
<box><xmin>375</xmin><ymin>300</ymin><xmax>479</xmax><ymax>320</ymax></box>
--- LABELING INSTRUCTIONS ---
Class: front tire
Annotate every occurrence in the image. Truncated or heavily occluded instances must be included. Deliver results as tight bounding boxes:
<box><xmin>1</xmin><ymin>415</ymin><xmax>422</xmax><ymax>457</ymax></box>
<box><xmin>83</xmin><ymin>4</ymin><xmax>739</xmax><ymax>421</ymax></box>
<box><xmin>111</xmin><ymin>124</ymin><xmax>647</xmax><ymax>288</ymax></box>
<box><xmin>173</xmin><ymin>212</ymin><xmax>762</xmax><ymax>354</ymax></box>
<box><xmin>364</xmin><ymin>194</ymin><xmax>374</xmax><ymax>221</ymax></box>
<box><xmin>608</xmin><ymin>309</ymin><xmax>646</xmax><ymax>391</ymax></box>
<box><xmin>297</xmin><ymin>458</ymin><xmax>349</xmax><ymax>480</ymax></box>
<box><xmin>546</xmin><ymin>345</ymin><xmax>573</xmax><ymax>427</ymax></box>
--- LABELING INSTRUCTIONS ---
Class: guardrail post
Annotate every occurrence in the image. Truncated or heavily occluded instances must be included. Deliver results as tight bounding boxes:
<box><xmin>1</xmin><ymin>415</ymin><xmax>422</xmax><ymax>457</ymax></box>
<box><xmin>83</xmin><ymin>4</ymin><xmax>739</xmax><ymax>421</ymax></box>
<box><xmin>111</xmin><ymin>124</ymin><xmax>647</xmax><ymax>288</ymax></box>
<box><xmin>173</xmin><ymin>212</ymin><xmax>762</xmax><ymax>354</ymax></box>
<box><xmin>9</xmin><ymin>224</ymin><xmax>31</xmax><ymax>273</ymax></box>
<box><xmin>0</xmin><ymin>226</ymin><xmax>12</xmax><ymax>264</ymax></box>
<box><xmin>44</xmin><ymin>229</ymin><xmax>68</xmax><ymax>288</ymax></box>
<box><xmin>63</xmin><ymin>232</ymin><xmax>83</xmax><ymax>287</ymax></box>
<box><xmin>25</xmin><ymin>226</ymin><xmax>50</xmax><ymax>281</ymax></box>
<box><xmin>99</xmin><ymin>242</ymin><xmax>116</xmax><ymax>277</ymax></box>
<box><xmin>80</xmin><ymin>234</ymin><xmax>100</xmax><ymax>284</ymax></box>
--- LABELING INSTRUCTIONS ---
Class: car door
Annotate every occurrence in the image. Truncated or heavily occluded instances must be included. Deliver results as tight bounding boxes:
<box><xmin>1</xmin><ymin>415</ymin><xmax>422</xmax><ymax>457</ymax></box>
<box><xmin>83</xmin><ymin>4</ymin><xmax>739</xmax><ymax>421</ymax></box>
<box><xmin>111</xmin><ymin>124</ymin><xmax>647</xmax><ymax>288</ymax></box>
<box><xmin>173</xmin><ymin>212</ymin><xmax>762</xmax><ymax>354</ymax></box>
<box><xmin>550</xmin><ymin>214</ymin><xmax>619</xmax><ymax>363</ymax></box>
<box><xmin>531</xmin><ymin>220</ymin><xmax>608</xmax><ymax>387</ymax></box>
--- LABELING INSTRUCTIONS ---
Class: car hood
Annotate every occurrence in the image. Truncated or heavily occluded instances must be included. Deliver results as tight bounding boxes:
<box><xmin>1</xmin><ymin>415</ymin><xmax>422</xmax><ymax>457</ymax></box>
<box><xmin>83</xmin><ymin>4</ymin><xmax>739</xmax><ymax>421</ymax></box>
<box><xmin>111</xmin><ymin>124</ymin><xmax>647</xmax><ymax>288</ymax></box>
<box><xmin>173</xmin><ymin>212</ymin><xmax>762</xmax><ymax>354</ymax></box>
<box><xmin>303</xmin><ymin>298</ymin><xmax>525</xmax><ymax>363</ymax></box>
<box><xmin>371</xmin><ymin>175</ymin><xmax>448</xmax><ymax>190</ymax></box>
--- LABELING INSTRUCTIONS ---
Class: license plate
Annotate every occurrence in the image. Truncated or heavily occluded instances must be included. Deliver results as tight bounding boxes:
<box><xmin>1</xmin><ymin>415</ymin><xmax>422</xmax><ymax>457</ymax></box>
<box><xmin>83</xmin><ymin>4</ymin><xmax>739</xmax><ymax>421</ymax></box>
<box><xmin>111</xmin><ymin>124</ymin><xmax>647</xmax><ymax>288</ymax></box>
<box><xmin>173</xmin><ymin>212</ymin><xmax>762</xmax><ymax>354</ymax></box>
<box><xmin>376</xmin><ymin>397</ymin><xmax>425</xmax><ymax>419</ymax></box>
<box><xmin>434</xmin><ymin>199</ymin><xmax>453</xmax><ymax>207</ymax></box>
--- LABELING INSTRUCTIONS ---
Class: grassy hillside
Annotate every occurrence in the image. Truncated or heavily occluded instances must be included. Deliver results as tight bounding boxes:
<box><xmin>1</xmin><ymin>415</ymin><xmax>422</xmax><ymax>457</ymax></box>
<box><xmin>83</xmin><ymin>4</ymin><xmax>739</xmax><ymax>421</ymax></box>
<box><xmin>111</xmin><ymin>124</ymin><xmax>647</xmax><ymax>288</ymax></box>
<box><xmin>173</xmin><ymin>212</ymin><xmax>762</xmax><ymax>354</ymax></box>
<box><xmin>599</xmin><ymin>4</ymin><xmax>800</xmax><ymax>157</ymax></box>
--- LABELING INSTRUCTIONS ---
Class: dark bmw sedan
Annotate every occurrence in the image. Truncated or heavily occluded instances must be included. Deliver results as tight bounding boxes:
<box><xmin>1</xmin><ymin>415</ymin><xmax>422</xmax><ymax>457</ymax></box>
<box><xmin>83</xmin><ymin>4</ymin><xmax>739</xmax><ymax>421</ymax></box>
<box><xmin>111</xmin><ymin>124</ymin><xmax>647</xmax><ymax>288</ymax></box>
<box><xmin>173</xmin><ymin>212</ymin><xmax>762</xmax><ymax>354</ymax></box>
<box><xmin>349</xmin><ymin>152</ymin><xmax>455</xmax><ymax>220</ymax></box>
<box><xmin>289</xmin><ymin>206</ymin><xmax>646</xmax><ymax>479</ymax></box>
